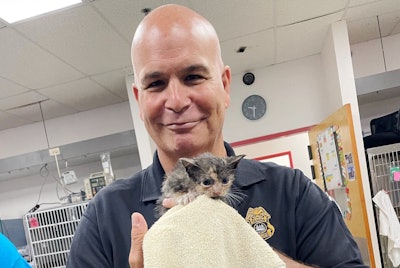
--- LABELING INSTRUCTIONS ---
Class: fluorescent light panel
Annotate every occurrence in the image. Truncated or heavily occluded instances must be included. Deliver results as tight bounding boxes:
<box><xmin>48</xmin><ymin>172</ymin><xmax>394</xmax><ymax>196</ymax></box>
<box><xmin>0</xmin><ymin>0</ymin><xmax>82</xmax><ymax>23</ymax></box>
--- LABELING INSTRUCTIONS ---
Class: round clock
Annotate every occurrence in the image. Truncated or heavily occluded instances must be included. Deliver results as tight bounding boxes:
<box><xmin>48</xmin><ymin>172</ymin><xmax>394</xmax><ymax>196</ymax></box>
<box><xmin>241</xmin><ymin>95</ymin><xmax>267</xmax><ymax>120</ymax></box>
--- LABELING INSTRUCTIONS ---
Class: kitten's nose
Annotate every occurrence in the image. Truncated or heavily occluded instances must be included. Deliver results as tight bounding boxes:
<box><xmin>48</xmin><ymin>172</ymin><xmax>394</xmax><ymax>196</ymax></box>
<box><xmin>213</xmin><ymin>186</ymin><xmax>222</xmax><ymax>195</ymax></box>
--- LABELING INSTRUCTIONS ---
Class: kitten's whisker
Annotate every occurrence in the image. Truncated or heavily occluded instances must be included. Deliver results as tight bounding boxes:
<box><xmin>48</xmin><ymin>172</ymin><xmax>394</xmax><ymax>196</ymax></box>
<box><xmin>225</xmin><ymin>190</ymin><xmax>246</xmax><ymax>207</ymax></box>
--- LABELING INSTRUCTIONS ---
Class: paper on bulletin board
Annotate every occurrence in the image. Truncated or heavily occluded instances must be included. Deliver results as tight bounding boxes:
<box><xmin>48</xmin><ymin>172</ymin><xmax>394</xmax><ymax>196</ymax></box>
<box><xmin>317</xmin><ymin>126</ymin><xmax>344</xmax><ymax>190</ymax></box>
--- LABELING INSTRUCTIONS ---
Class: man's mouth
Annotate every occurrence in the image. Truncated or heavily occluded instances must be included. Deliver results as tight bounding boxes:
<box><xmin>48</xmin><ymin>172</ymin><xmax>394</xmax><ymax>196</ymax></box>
<box><xmin>165</xmin><ymin>120</ymin><xmax>199</xmax><ymax>130</ymax></box>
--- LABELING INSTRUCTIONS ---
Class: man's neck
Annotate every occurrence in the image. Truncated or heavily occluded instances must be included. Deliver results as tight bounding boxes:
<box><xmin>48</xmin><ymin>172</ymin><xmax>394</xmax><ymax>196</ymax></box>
<box><xmin>158</xmin><ymin>143</ymin><xmax>227</xmax><ymax>174</ymax></box>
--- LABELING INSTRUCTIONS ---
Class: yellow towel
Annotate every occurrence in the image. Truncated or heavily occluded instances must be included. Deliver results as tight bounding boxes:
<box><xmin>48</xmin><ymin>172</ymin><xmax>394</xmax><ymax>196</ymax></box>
<box><xmin>143</xmin><ymin>195</ymin><xmax>285</xmax><ymax>267</ymax></box>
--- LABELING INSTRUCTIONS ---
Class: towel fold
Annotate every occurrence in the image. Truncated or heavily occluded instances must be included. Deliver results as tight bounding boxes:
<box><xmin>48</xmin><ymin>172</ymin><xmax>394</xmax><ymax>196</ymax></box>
<box><xmin>143</xmin><ymin>195</ymin><xmax>285</xmax><ymax>267</ymax></box>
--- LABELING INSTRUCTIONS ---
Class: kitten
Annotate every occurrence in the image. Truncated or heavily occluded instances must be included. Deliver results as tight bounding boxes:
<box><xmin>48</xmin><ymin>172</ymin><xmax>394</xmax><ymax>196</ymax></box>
<box><xmin>156</xmin><ymin>152</ymin><xmax>245</xmax><ymax>216</ymax></box>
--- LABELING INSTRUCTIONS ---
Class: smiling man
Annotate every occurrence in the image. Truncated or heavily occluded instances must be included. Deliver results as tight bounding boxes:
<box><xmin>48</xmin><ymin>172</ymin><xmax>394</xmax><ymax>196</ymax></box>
<box><xmin>67</xmin><ymin>4</ymin><xmax>366</xmax><ymax>268</ymax></box>
<box><xmin>131</xmin><ymin>10</ymin><xmax>230</xmax><ymax>173</ymax></box>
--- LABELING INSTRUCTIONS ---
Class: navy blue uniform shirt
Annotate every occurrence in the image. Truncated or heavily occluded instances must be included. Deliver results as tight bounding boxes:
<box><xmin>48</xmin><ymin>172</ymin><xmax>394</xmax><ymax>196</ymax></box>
<box><xmin>67</xmin><ymin>142</ymin><xmax>366</xmax><ymax>267</ymax></box>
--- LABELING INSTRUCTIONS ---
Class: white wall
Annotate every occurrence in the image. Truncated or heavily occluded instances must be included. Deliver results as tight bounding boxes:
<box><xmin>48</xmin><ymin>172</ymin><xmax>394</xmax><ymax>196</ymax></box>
<box><xmin>232</xmin><ymin>132</ymin><xmax>312</xmax><ymax>179</ymax></box>
<box><xmin>352</xmin><ymin>33</ymin><xmax>400</xmax><ymax>79</ymax></box>
<box><xmin>224</xmin><ymin>54</ymin><xmax>326</xmax><ymax>142</ymax></box>
<box><xmin>351</xmin><ymin>32</ymin><xmax>400</xmax><ymax>136</ymax></box>
<box><xmin>0</xmin><ymin>101</ymin><xmax>134</xmax><ymax>159</ymax></box>
<box><xmin>0</xmin><ymin>101</ymin><xmax>137</xmax><ymax>220</ymax></box>
<box><xmin>0</xmin><ymin>154</ymin><xmax>141</xmax><ymax>219</ymax></box>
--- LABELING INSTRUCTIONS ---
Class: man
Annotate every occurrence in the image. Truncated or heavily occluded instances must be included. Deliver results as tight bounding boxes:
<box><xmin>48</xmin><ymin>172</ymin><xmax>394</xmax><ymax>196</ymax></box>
<box><xmin>68</xmin><ymin>4</ymin><xmax>366</xmax><ymax>268</ymax></box>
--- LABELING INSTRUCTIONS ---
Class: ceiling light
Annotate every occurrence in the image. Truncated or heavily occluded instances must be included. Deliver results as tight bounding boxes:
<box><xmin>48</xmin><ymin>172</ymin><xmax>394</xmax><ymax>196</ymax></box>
<box><xmin>0</xmin><ymin>0</ymin><xmax>82</xmax><ymax>23</ymax></box>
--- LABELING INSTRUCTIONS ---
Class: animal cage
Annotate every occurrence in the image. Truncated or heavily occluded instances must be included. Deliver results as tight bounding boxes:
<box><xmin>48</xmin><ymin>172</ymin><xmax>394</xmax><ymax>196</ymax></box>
<box><xmin>367</xmin><ymin>142</ymin><xmax>400</xmax><ymax>268</ymax></box>
<box><xmin>23</xmin><ymin>202</ymin><xmax>89</xmax><ymax>268</ymax></box>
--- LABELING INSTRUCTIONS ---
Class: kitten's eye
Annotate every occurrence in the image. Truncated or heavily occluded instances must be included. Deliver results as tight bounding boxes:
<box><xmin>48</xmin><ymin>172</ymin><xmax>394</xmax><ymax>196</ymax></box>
<box><xmin>221</xmin><ymin>178</ymin><xmax>229</xmax><ymax>184</ymax></box>
<box><xmin>202</xmin><ymin>179</ymin><xmax>213</xmax><ymax>186</ymax></box>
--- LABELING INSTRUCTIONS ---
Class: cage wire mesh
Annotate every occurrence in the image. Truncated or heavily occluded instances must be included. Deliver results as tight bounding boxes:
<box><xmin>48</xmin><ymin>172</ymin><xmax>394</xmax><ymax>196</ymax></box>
<box><xmin>23</xmin><ymin>202</ymin><xmax>89</xmax><ymax>268</ymax></box>
<box><xmin>367</xmin><ymin>143</ymin><xmax>400</xmax><ymax>268</ymax></box>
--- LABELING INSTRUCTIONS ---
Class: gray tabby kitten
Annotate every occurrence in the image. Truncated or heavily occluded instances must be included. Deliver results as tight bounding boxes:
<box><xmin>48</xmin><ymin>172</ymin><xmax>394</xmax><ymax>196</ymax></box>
<box><xmin>156</xmin><ymin>152</ymin><xmax>245</xmax><ymax>216</ymax></box>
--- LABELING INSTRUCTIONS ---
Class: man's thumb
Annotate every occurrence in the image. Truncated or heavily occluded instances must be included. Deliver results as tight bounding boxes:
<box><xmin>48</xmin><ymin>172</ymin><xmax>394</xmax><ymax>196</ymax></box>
<box><xmin>129</xmin><ymin>212</ymin><xmax>148</xmax><ymax>268</ymax></box>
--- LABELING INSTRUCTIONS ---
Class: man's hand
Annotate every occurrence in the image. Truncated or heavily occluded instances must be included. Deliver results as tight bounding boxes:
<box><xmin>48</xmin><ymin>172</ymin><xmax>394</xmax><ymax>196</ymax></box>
<box><xmin>128</xmin><ymin>200</ymin><xmax>176</xmax><ymax>268</ymax></box>
<box><xmin>129</xmin><ymin>213</ymin><xmax>148</xmax><ymax>268</ymax></box>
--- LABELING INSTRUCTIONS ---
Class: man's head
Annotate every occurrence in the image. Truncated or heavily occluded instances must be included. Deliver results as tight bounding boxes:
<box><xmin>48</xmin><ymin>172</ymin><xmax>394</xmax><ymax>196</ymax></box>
<box><xmin>131</xmin><ymin>4</ymin><xmax>231</xmax><ymax>170</ymax></box>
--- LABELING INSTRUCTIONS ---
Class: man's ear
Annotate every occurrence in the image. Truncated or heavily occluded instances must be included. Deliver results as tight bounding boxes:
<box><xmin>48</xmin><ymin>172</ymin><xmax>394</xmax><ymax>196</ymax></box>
<box><xmin>222</xmin><ymin>66</ymin><xmax>232</xmax><ymax>108</ymax></box>
<box><xmin>133</xmin><ymin>85</ymin><xmax>143</xmax><ymax>120</ymax></box>
<box><xmin>133</xmin><ymin>85</ymin><xmax>139</xmax><ymax>101</ymax></box>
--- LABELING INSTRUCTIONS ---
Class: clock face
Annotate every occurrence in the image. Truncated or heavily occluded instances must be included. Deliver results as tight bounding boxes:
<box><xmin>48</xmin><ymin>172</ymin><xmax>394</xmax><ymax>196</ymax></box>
<box><xmin>241</xmin><ymin>95</ymin><xmax>267</xmax><ymax>120</ymax></box>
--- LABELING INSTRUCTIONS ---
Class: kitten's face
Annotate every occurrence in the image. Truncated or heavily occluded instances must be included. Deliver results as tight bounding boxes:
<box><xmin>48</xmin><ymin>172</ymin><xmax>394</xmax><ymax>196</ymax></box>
<box><xmin>182</xmin><ymin>154</ymin><xmax>244</xmax><ymax>198</ymax></box>
<box><xmin>194</xmin><ymin>167</ymin><xmax>234</xmax><ymax>198</ymax></box>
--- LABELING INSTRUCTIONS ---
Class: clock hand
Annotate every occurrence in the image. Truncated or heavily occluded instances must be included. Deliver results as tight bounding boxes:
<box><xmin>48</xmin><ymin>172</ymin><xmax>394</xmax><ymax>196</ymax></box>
<box><xmin>248</xmin><ymin>105</ymin><xmax>256</xmax><ymax>118</ymax></box>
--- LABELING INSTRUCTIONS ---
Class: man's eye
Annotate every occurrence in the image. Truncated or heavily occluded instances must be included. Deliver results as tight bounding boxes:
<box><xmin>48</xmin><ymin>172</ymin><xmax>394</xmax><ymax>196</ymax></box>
<box><xmin>185</xmin><ymin>74</ymin><xmax>204</xmax><ymax>82</ymax></box>
<box><xmin>145</xmin><ymin>80</ymin><xmax>165</xmax><ymax>90</ymax></box>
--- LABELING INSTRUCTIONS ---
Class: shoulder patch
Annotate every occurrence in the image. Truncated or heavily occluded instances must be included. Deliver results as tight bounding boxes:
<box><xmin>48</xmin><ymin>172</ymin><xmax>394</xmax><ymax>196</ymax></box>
<box><xmin>245</xmin><ymin>207</ymin><xmax>275</xmax><ymax>240</ymax></box>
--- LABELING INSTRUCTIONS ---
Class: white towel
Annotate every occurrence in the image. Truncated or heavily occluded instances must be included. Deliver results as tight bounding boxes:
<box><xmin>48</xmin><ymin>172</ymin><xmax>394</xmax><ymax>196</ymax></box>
<box><xmin>143</xmin><ymin>195</ymin><xmax>285</xmax><ymax>267</ymax></box>
<box><xmin>373</xmin><ymin>190</ymin><xmax>400</xmax><ymax>266</ymax></box>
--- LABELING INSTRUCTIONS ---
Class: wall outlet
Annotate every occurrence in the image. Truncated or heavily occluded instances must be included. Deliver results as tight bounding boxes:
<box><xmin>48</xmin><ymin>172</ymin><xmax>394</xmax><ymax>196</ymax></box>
<box><xmin>49</xmin><ymin>147</ymin><xmax>61</xmax><ymax>156</ymax></box>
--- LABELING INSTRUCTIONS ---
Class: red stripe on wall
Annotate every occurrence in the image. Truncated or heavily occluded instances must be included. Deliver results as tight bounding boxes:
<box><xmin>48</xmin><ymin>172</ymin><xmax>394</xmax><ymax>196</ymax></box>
<box><xmin>230</xmin><ymin>125</ymin><xmax>314</xmax><ymax>147</ymax></box>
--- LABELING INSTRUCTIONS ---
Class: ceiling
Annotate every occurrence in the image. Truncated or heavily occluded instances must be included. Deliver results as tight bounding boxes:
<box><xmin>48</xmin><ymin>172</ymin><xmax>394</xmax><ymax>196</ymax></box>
<box><xmin>0</xmin><ymin>0</ymin><xmax>400</xmax><ymax>132</ymax></box>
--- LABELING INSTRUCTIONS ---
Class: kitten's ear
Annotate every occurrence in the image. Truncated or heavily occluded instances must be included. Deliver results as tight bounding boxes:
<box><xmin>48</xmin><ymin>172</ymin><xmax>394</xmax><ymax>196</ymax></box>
<box><xmin>180</xmin><ymin>158</ymin><xmax>201</xmax><ymax>179</ymax></box>
<box><xmin>228</xmin><ymin>154</ymin><xmax>245</xmax><ymax>169</ymax></box>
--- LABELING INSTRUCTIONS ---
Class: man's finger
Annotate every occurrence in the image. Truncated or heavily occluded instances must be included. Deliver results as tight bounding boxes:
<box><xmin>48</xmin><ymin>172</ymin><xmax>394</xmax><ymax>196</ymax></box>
<box><xmin>129</xmin><ymin>212</ymin><xmax>148</xmax><ymax>268</ymax></box>
<box><xmin>162</xmin><ymin>198</ymin><xmax>177</xmax><ymax>208</ymax></box>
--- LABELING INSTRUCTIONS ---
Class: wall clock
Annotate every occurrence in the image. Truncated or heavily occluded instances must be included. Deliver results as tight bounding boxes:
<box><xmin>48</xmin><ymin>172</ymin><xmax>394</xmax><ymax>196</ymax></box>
<box><xmin>241</xmin><ymin>95</ymin><xmax>267</xmax><ymax>120</ymax></box>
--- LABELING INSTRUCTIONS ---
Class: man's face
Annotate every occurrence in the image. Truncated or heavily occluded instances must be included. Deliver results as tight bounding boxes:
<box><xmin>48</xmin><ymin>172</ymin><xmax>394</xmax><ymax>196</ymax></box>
<box><xmin>132</xmin><ymin>26</ymin><xmax>231</xmax><ymax>159</ymax></box>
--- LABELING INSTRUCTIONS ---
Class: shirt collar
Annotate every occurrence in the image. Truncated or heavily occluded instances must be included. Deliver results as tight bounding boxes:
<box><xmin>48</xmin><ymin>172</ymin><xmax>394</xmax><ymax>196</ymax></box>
<box><xmin>141</xmin><ymin>151</ymin><xmax>164</xmax><ymax>202</ymax></box>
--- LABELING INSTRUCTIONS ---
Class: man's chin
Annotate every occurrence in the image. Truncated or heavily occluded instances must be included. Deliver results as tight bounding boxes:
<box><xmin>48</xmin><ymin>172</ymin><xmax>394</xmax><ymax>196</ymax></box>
<box><xmin>172</xmin><ymin>140</ymin><xmax>204</xmax><ymax>156</ymax></box>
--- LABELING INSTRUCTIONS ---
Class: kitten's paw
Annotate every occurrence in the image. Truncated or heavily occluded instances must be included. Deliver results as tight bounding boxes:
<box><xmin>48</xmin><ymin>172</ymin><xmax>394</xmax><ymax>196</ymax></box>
<box><xmin>178</xmin><ymin>192</ymin><xmax>198</xmax><ymax>205</ymax></box>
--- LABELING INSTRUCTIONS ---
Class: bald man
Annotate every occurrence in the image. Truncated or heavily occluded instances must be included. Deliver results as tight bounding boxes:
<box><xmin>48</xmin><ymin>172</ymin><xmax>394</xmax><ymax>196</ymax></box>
<box><xmin>67</xmin><ymin>4</ymin><xmax>366</xmax><ymax>268</ymax></box>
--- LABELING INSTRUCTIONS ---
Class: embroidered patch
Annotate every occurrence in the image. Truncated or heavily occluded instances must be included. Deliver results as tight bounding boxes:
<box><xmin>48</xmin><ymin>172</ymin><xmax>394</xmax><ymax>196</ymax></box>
<box><xmin>245</xmin><ymin>207</ymin><xmax>275</xmax><ymax>240</ymax></box>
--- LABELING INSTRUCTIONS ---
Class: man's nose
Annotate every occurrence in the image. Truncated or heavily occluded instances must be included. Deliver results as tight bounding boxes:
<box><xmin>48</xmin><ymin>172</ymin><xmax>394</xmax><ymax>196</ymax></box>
<box><xmin>164</xmin><ymin>79</ymin><xmax>191</xmax><ymax>112</ymax></box>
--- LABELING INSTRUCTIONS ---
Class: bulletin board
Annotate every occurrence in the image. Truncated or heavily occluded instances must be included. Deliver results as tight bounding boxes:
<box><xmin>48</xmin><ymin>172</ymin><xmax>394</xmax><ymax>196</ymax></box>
<box><xmin>308</xmin><ymin>104</ymin><xmax>374</xmax><ymax>266</ymax></box>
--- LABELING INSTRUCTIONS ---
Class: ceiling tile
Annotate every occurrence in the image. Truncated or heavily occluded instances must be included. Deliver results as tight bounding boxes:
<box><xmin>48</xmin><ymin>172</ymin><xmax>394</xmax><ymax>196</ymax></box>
<box><xmin>276</xmin><ymin>12</ymin><xmax>343</xmax><ymax>63</ymax></box>
<box><xmin>378</xmin><ymin>10</ymin><xmax>400</xmax><ymax>36</ymax></box>
<box><xmin>0</xmin><ymin>78</ymin><xmax>29</xmax><ymax>98</ymax></box>
<box><xmin>93</xmin><ymin>0</ymin><xmax>161</xmax><ymax>42</ymax></box>
<box><xmin>394</xmin><ymin>22</ymin><xmax>400</xmax><ymax>35</ymax></box>
<box><xmin>38</xmin><ymin>78</ymin><xmax>124</xmax><ymax>111</ymax></box>
<box><xmin>221</xmin><ymin>29</ymin><xmax>275</xmax><ymax>75</ymax></box>
<box><xmin>5</xmin><ymin>102</ymin><xmax>42</xmax><ymax>122</ymax></box>
<box><xmin>347</xmin><ymin>16</ymin><xmax>380</xmax><ymax>44</ymax></box>
<box><xmin>275</xmin><ymin>0</ymin><xmax>347</xmax><ymax>26</ymax></box>
<box><xmin>15</xmin><ymin>4</ymin><xmax>131</xmax><ymax>75</ymax></box>
<box><xmin>91</xmin><ymin>69</ymin><xmax>129</xmax><ymax>100</ymax></box>
<box><xmin>3</xmin><ymin>100</ymin><xmax>77</xmax><ymax>122</ymax></box>
<box><xmin>39</xmin><ymin>99</ymin><xmax>78</xmax><ymax>120</ymax></box>
<box><xmin>0</xmin><ymin>111</ymin><xmax>31</xmax><ymax>131</ymax></box>
<box><xmin>0</xmin><ymin>28</ymin><xmax>84</xmax><ymax>89</ymax></box>
<box><xmin>183</xmin><ymin>0</ymin><xmax>274</xmax><ymax>41</ymax></box>
<box><xmin>0</xmin><ymin>91</ymin><xmax>48</xmax><ymax>111</ymax></box>
<box><xmin>348</xmin><ymin>0</ymin><xmax>381</xmax><ymax>7</ymax></box>
<box><xmin>345</xmin><ymin>0</ymin><xmax>400</xmax><ymax>21</ymax></box>
<box><xmin>95</xmin><ymin>0</ymin><xmax>274</xmax><ymax>43</ymax></box>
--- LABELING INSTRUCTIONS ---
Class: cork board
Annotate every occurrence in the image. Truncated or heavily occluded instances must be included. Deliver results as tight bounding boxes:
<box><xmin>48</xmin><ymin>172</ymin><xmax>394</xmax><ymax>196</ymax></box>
<box><xmin>308</xmin><ymin>104</ymin><xmax>374</xmax><ymax>266</ymax></box>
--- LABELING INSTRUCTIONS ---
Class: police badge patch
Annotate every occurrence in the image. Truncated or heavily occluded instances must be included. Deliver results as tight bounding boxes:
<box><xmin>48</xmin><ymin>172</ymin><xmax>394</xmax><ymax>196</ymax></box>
<box><xmin>245</xmin><ymin>207</ymin><xmax>275</xmax><ymax>240</ymax></box>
